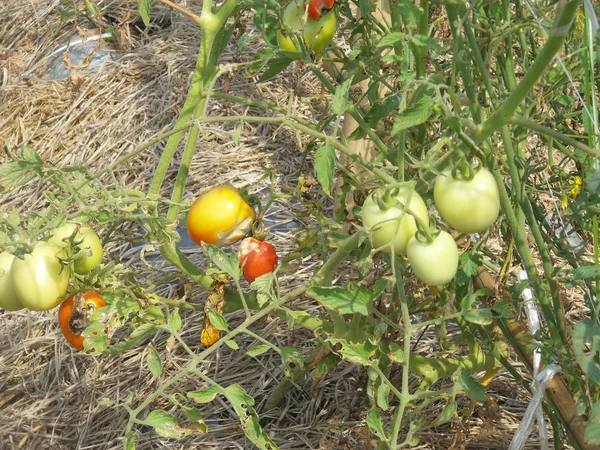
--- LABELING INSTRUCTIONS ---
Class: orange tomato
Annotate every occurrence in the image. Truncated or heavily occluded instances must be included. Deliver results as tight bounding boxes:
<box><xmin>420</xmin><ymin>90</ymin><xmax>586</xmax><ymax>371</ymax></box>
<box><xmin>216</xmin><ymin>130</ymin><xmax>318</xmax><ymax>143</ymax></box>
<box><xmin>58</xmin><ymin>291</ymin><xmax>106</xmax><ymax>350</ymax></box>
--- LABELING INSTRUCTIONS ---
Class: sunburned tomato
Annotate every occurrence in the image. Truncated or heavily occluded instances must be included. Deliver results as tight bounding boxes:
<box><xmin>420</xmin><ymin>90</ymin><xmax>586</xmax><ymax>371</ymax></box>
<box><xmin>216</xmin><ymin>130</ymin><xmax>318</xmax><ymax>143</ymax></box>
<box><xmin>58</xmin><ymin>291</ymin><xmax>106</xmax><ymax>350</ymax></box>
<box><xmin>0</xmin><ymin>252</ymin><xmax>23</xmax><ymax>311</ymax></box>
<box><xmin>362</xmin><ymin>186</ymin><xmax>429</xmax><ymax>256</ymax></box>
<box><xmin>276</xmin><ymin>0</ymin><xmax>336</xmax><ymax>57</ymax></box>
<box><xmin>187</xmin><ymin>185</ymin><xmax>256</xmax><ymax>247</ymax></box>
<box><xmin>10</xmin><ymin>241</ymin><xmax>70</xmax><ymax>311</ymax></box>
<box><xmin>49</xmin><ymin>223</ymin><xmax>103</xmax><ymax>274</ymax></box>
<box><xmin>406</xmin><ymin>231</ymin><xmax>459</xmax><ymax>286</ymax></box>
<box><xmin>307</xmin><ymin>0</ymin><xmax>335</xmax><ymax>20</ymax></box>
<box><xmin>433</xmin><ymin>166</ymin><xmax>500</xmax><ymax>234</ymax></box>
<box><xmin>238</xmin><ymin>238</ymin><xmax>278</xmax><ymax>283</ymax></box>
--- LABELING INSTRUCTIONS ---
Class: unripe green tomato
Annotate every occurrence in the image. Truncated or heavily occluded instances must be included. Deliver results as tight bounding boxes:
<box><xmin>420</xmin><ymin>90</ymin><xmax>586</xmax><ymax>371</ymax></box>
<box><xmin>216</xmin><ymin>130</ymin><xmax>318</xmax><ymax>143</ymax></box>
<box><xmin>407</xmin><ymin>231</ymin><xmax>459</xmax><ymax>286</ymax></box>
<box><xmin>0</xmin><ymin>252</ymin><xmax>24</xmax><ymax>311</ymax></box>
<box><xmin>433</xmin><ymin>167</ymin><xmax>500</xmax><ymax>234</ymax></box>
<box><xmin>49</xmin><ymin>223</ymin><xmax>103</xmax><ymax>274</ymax></box>
<box><xmin>10</xmin><ymin>241</ymin><xmax>70</xmax><ymax>311</ymax></box>
<box><xmin>276</xmin><ymin>2</ymin><xmax>336</xmax><ymax>58</ymax></box>
<box><xmin>362</xmin><ymin>187</ymin><xmax>429</xmax><ymax>256</ymax></box>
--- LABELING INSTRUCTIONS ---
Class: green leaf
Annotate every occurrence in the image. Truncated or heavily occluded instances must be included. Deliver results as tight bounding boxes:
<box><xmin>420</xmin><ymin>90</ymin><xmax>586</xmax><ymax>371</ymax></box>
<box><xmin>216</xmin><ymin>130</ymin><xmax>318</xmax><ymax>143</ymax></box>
<box><xmin>143</xmin><ymin>305</ymin><xmax>166</xmax><ymax>324</ymax></box>
<box><xmin>455</xmin><ymin>253</ymin><xmax>481</xmax><ymax>285</ymax></box>
<box><xmin>106</xmin><ymin>324</ymin><xmax>155</xmax><ymax>354</ymax></box>
<box><xmin>246</xmin><ymin>344</ymin><xmax>272</xmax><ymax>357</ymax></box>
<box><xmin>328</xmin><ymin>337</ymin><xmax>373</xmax><ymax>365</ymax></box>
<box><xmin>307</xmin><ymin>284</ymin><xmax>373</xmax><ymax>315</ymax></box>
<box><xmin>432</xmin><ymin>400</ymin><xmax>457</xmax><ymax>426</ymax></box>
<box><xmin>332</xmin><ymin>76</ymin><xmax>354</xmax><ymax>115</ymax></box>
<box><xmin>0</xmin><ymin>146</ymin><xmax>44</xmax><ymax>188</ymax></box>
<box><xmin>205</xmin><ymin>245</ymin><xmax>241</xmax><ymax>279</ymax></box>
<box><xmin>377</xmin><ymin>32</ymin><xmax>408</xmax><ymax>48</ymax></box>
<box><xmin>585</xmin><ymin>401</ymin><xmax>600</xmax><ymax>444</ymax></box>
<box><xmin>376</xmin><ymin>381</ymin><xmax>390</xmax><ymax>410</ymax></box>
<box><xmin>366</xmin><ymin>408</ymin><xmax>387</xmax><ymax>441</ymax></box>
<box><xmin>138</xmin><ymin>0</ymin><xmax>151</xmax><ymax>26</ymax></box>
<box><xmin>168</xmin><ymin>310</ymin><xmax>182</xmax><ymax>333</ymax></box>
<box><xmin>180</xmin><ymin>407</ymin><xmax>208</xmax><ymax>433</ymax></box>
<box><xmin>463</xmin><ymin>309</ymin><xmax>494</xmax><ymax>325</ymax></box>
<box><xmin>573</xmin><ymin>319</ymin><xmax>600</xmax><ymax>385</ymax></box>
<box><xmin>456</xmin><ymin>371</ymin><xmax>488</xmax><ymax>402</ymax></box>
<box><xmin>258</xmin><ymin>57</ymin><xmax>293</xmax><ymax>83</ymax></box>
<box><xmin>225</xmin><ymin>340</ymin><xmax>239</xmax><ymax>350</ymax></box>
<box><xmin>315</xmin><ymin>144</ymin><xmax>336</xmax><ymax>196</ymax></box>
<box><xmin>348</xmin><ymin>96</ymin><xmax>400</xmax><ymax>141</ymax></box>
<box><xmin>571</xmin><ymin>265</ymin><xmax>600</xmax><ymax>281</ymax></box>
<box><xmin>411</xmin><ymin>35</ymin><xmax>442</xmax><ymax>51</ymax></box>
<box><xmin>312</xmin><ymin>354</ymin><xmax>340</xmax><ymax>379</ymax></box>
<box><xmin>143</xmin><ymin>410</ymin><xmax>186</xmax><ymax>440</ymax></box>
<box><xmin>188</xmin><ymin>385</ymin><xmax>221</xmax><ymax>404</ymax></box>
<box><xmin>585</xmin><ymin>170</ymin><xmax>600</xmax><ymax>194</ymax></box>
<box><xmin>208</xmin><ymin>310</ymin><xmax>228</xmax><ymax>331</ymax></box>
<box><xmin>146</xmin><ymin>345</ymin><xmax>163</xmax><ymax>377</ymax></box>
<box><xmin>281</xmin><ymin>347</ymin><xmax>304</xmax><ymax>373</ymax></box>
<box><xmin>397</xmin><ymin>1</ymin><xmax>422</xmax><ymax>30</ymax></box>
<box><xmin>391</xmin><ymin>96</ymin><xmax>434</xmax><ymax>135</ymax></box>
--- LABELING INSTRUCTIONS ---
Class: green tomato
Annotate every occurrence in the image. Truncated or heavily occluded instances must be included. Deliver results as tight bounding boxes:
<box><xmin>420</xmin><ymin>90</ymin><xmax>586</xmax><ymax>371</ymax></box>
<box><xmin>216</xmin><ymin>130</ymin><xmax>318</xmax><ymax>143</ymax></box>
<box><xmin>362</xmin><ymin>186</ymin><xmax>429</xmax><ymax>256</ymax></box>
<box><xmin>10</xmin><ymin>241</ymin><xmax>70</xmax><ymax>311</ymax></box>
<box><xmin>276</xmin><ymin>2</ymin><xmax>336</xmax><ymax>58</ymax></box>
<box><xmin>407</xmin><ymin>231</ymin><xmax>459</xmax><ymax>286</ymax></box>
<box><xmin>0</xmin><ymin>252</ymin><xmax>24</xmax><ymax>311</ymax></box>
<box><xmin>49</xmin><ymin>223</ymin><xmax>103</xmax><ymax>274</ymax></box>
<box><xmin>433</xmin><ymin>167</ymin><xmax>500</xmax><ymax>234</ymax></box>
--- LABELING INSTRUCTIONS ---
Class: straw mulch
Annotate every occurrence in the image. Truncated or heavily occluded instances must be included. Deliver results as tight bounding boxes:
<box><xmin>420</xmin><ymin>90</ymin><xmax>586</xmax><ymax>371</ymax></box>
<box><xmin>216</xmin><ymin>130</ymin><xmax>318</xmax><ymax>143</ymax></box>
<box><xmin>0</xmin><ymin>1</ymin><xmax>579</xmax><ymax>449</ymax></box>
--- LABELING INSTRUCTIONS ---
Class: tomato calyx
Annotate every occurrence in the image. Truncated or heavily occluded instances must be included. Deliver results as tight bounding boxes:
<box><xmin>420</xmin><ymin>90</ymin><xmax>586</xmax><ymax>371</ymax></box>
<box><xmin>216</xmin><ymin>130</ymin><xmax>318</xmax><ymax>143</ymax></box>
<box><xmin>450</xmin><ymin>157</ymin><xmax>482</xmax><ymax>182</ymax></box>
<box><xmin>68</xmin><ymin>292</ymin><xmax>100</xmax><ymax>335</ymax></box>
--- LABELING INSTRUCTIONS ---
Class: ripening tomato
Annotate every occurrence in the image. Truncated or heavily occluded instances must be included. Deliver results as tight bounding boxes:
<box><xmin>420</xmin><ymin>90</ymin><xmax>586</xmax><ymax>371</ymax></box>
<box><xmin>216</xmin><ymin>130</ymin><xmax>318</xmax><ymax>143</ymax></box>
<box><xmin>276</xmin><ymin>0</ymin><xmax>336</xmax><ymax>57</ymax></box>
<box><xmin>433</xmin><ymin>167</ymin><xmax>500</xmax><ymax>234</ymax></box>
<box><xmin>58</xmin><ymin>291</ymin><xmax>106</xmax><ymax>350</ymax></box>
<box><xmin>238</xmin><ymin>237</ymin><xmax>278</xmax><ymax>283</ymax></box>
<box><xmin>307</xmin><ymin>0</ymin><xmax>335</xmax><ymax>20</ymax></box>
<box><xmin>49</xmin><ymin>223</ymin><xmax>103</xmax><ymax>274</ymax></box>
<box><xmin>362</xmin><ymin>186</ymin><xmax>429</xmax><ymax>256</ymax></box>
<box><xmin>187</xmin><ymin>185</ymin><xmax>256</xmax><ymax>247</ymax></box>
<box><xmin>0</xmin><ymin>252</ymin><xmax>24</xmax><ymax>311</ymax></box>
<box><xmin>406</xmin><ymin>231</ymin><xmax>459</xmax><ymax>286</ymax></box>
<box><xmin>10</xmin><ymin>241</ymin><xmax>70</xmax><ymax>311</ymax></box>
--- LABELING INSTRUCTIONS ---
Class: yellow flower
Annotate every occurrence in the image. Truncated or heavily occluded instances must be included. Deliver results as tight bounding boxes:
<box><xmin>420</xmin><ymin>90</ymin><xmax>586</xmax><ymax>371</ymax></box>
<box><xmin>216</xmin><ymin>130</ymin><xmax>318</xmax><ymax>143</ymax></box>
<box><xmin>569</xmin><ymin>176</ymin><xmax>582</xmax><ymax>199</ymax></box>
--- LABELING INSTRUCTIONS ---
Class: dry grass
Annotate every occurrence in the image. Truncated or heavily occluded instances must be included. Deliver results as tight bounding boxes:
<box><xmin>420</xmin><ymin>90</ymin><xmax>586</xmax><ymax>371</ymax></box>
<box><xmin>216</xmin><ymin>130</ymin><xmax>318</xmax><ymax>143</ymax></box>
<box><xmin>0</xmin><ymin>1</ymin><xmax>585</xmax><ymax>449</ymax></box>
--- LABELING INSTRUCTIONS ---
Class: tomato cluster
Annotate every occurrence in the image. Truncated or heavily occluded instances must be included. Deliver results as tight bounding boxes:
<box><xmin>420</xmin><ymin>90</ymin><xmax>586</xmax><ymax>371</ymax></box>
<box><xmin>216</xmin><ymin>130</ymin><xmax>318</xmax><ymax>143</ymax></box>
<box><xmin>186</xmin><ymin>184</ymin><xmax>278</xmax><ymax>283</ymax></box>
<box><xmin>362</xmin><ymin>163</ymin><xmax>500</xmax><ymax>286</ymax></box>
<box><xmin>277</xmin><ymin>0</ymin><xmax>336</xmax><ymax>58</ymax></box>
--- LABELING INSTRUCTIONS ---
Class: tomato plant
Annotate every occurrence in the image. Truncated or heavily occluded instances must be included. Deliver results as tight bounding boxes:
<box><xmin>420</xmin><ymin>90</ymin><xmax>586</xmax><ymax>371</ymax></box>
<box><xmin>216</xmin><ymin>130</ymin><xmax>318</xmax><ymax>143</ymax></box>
<box><xmin>0</xmin><ymin>252</ymin><xmax>23</xmax><ymax>311</ymax></box>
<box><xmin>49</xmin><ymin>223</ymin><xmax>103</xmax><ymax>274</ymax></box>
<box><xmin>276</xmin><ymin>0</ymin><xmax>336</xmax><ymax>57</ymax></box>
<box><xmin>362</xmin><ymin>186</ymin><xmax>429</xmax><ymax>256</ymax></box>
<box><xmin>433</xmin><ymin>166</ymin><xmax>500</xmax><ymax>234</ymax></box>
<box><xmin>186</xmin><ymin>184</ymin><xmax>256</xmax><ymax>247</ymax></box>
<box><xmin>10</xmin><ymin>241</ymin><xmax>70</xmax><ymax>311</ymax></box>
<box><xmin>238</xmin><ymin>237</ymin><xmax>278</xmax><ymax>283</ymax></box>
<box><xmin>406</xmin><ymin>231</ymin><xmax>459</xmax><ymax>286</ymax></box>
<box><xmin>58</xmin><ymin>291</ymin><xmax>107</xmax><ymax>350</ymax></box>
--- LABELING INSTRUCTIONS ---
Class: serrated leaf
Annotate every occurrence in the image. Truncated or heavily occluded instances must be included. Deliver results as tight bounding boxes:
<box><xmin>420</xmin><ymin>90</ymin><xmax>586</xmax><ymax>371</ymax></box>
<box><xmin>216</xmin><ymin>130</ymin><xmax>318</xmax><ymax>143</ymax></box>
<box><xmin>573</xmin><ymin>319</ymin><xmax>600</xmax><ymax>385</ymax></box>
<box><xmin>455</xmin><ymin>253</ymin><xmax>481</xmax><ymax>285</ymax></box>
<box><xmin>0</xmin><ymin>147</ymin><xmax>44</xmax><ymax>188</ymax></box>
<box><xmin>315</xmin><ymin>144</ymin><xmax>336</xmax><ymax>196</ymax></box>
<box><xmin>391</xmin><ymin>96</ymin><xmax>434</xmax><ymax>135</ymax></box>
<box><xmin>143</xmin><ymin>410</ymin><xmax>186</xmax><ymax>440</ymax></box>
<box><xmin>328</xmin><ymin>337</ymin><xmax>373</xmax><ymax>365</ymax></box>
<box><xmin>376</xmin><ymin>381</ymin><xmax>390</xmax><ymax>410</ymax></box>
<box><xmin>456</xmin><ymin>371</ymin><xmax>488</xmax><ymax>402</ymax></box>
<box><xmin>208</xmin><ymin>310</ymin><xmax>228</xmax><ymax>331</ymax></box>
<box><xmin>188</xmin><ymin>385</ymin><xmax>221</xmax><ymax>404</ymax></box>
<box><xmin>246</xmin><ymin>344</ymin><xmax>272</xmax><ymax>357</ymax></box>
<box><xmin>146</xmin><ymin>345</ymin><xmax>163</xmax><ymax>377</ymax></box>
<box><xmin>432</xmin><ymin>400</ymin><xmax>457</xmax><ymax>426</ymax></box>
<box><xmin>138</xmin><ymin>0</ymin><xmax>151</xmax><ymax>26</ymax></box>
<box><xmin>332</xmin><ymin>76</ymin><xmax>354</xmax><ymax>115</ymax></box>
<box><xmin>397</xmin><ymin>1</ymin><xmax>422</xmax><ymax>30</ymax></box>
<box><xmin>307</xmin><ymin>284</ymin><xmax>373</xmax><ymax>315</ymax></box>
<box><xmin>376</xmin><ymin>32</ymin><xmax>408</xmax><ymax>48</ymax></box>
<box><xmin>411</xmin><ymin>35</ymin><xmax>442</xmax><ymax>51</ymax></box>
<box><xmin>205</xmin><ymin>245</ymin><xmax>241</xmax><ymax>278</ymax></box>
<box><xmin>168</xmin><ymin>310</ymin><xmax>182</xmax><ymax>333</ymax></box>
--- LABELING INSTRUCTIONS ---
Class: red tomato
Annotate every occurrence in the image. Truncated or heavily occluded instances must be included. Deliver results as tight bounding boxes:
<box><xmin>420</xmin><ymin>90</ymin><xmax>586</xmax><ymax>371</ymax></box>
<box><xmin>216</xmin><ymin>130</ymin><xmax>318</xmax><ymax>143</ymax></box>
<box><xmin>58</xmin><ymin>291</ymin><xmax>106</xmax><ymax>350</ymax></box>
<box><xmin>307</xmin><ymin>0</ymin><xmax>335</xmax><ymax>20</ymax></box>
<box><xmin>238</xmin><ymin>238</ymin><xmax>278</xmax><ymax>283</ymax></box>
